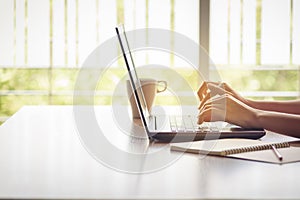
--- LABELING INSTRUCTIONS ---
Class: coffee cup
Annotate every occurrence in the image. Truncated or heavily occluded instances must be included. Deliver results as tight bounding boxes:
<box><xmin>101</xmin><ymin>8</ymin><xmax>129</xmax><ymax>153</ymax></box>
<box><xmin>126</xmin><ymin>78</ymin><xmax>167</xmax><ymax>118</ymax></box>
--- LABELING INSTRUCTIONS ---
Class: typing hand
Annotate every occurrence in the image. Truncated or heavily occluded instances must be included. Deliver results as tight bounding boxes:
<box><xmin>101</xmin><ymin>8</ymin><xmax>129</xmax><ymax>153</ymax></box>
<box><xmin>197</xmin><ymin>82</ymin><xmax>248</xmax><ymax>109</ymax></box>
<box><xmin>197</xmin><ymin>94</ymin><xmax>260</xmax><ymax>129</ymax></box>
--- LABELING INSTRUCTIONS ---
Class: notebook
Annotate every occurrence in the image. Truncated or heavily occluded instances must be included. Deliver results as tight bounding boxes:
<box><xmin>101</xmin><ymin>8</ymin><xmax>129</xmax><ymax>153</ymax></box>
<box><xmin>171</xmin><ymin>138</ymin><xmax>300</xmax><ymax>164</ymax></box>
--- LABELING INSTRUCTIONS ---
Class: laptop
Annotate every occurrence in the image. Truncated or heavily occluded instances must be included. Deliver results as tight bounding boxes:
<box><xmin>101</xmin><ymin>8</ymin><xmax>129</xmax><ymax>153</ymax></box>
<box><xmin>115</xmin><ymin>25</ymin><xmax>266</xmax><ymax>142</ymax></box>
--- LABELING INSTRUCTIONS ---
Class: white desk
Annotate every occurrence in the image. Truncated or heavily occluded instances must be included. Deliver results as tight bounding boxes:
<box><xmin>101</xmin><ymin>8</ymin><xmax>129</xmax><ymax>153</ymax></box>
<box><xmin>0</xmin><ymin>105</ymin><xmax>300</xmax><ymax>199</ymax></box>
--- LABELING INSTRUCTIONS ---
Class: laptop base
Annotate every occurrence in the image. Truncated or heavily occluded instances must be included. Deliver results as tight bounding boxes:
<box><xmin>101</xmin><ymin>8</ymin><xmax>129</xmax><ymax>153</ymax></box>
<box><xmin>150</xmin><ymin>128</ymin><xmax>266</xmax><ymax>143</ymax></box>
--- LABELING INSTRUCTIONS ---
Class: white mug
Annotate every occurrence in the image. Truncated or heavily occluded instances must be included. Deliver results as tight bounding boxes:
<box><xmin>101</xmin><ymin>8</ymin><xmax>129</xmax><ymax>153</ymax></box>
<box><xmin>127</xmin><ymin>78</ymin><xmax>167</xmax><ymax>118</ymax></box>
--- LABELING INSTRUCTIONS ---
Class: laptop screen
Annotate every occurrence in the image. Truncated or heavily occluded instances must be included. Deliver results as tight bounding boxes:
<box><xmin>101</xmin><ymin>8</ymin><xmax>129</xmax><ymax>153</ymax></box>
<box><xmin>115</xmin><ymin>25</ymin><xmax>151</xmax><ymax>130</ymax></box>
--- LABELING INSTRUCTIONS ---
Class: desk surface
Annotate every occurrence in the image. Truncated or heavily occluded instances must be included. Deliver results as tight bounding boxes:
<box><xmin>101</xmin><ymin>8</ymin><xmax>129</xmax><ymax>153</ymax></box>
<box><xmin>0</xmin><ymin>105</ymin><xmax>300</xmax><ymax>199</ymax></box>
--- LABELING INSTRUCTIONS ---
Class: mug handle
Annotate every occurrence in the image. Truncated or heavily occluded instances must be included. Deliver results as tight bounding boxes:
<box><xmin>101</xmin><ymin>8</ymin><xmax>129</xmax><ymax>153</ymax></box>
<box><xmin>157</xmin><ymin>81</ymin><xmax>167</xmax><ymax>93</ymax></box>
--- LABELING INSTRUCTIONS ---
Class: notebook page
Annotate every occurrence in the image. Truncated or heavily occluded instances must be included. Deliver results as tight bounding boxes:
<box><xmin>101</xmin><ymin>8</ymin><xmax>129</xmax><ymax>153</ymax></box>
<box><xmin>229</xmin><ymin>147</ymin><xmax>300</xmax><ymax>164</ymax></box>
<box><xmin>260</xmin><ymin>131</ymin><xmax>300</xmax><ymax>143</ymax></box>
<box><xmin>170</xmin><ymin>132</ymin><xmax>300</xmax><ymax>164</ymax></box>
<box><xmin>171</xmin><ymin>139</ymin><xmax>286</xmax><ymax>156</ymax></box>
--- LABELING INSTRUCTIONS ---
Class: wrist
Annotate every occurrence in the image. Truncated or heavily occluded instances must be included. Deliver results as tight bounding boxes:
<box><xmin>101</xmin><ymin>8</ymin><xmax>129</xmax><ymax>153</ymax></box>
<box><xmin>245</xmin><ymin>98</ymin><xmax>257</xmax><ymax>108</ymax></box>
<box><xmin>252</xmin><ymin>108</ymin><xmax>265</xmax><ymax>129</ymax></box>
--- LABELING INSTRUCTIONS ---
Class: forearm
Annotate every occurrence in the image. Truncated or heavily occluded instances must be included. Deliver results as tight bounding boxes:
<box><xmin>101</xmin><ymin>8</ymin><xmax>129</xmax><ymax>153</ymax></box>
<box><xmin>255</xmin><ymin>109</ymin><xmax>300</xmax><ymax>138</ymax></box>
<box><xmin>247</xmin><ymin>99</ymin><xmax>300</xmax><ymax>114</ymax></box>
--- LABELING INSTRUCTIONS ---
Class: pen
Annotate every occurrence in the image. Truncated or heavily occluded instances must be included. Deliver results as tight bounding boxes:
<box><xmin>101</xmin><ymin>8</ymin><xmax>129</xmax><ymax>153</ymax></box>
<box><xmin>271</xmin><ymin>145</ymin><xmax>283</xmax><ymax>161</ymax></box>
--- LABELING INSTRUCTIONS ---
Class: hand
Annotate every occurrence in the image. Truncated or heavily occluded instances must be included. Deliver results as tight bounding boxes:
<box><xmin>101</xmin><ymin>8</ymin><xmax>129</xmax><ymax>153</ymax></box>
<box><xmin>197</xmin><ymin>94</ymin><xmax>260</xmax><ymax>129</ymax></box>
<box><xmin>197</xmin><ymin>82</ymin><xmax>249</xmax><ymax>109</ymax></box>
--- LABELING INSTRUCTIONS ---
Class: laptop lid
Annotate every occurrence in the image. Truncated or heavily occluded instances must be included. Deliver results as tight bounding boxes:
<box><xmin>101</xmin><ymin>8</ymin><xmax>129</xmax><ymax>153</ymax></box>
<box><xmin>115</xmin><ymin>25</ymin><xmax>152</xmax><ymax>135</ymax></box>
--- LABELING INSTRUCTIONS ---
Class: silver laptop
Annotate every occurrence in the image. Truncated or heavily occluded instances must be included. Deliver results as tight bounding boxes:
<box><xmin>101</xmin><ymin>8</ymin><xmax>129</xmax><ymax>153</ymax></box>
<box><xmin>115</xmin><ymin>25</ymin><xmax>265</xmax><ymax>142</ymax></box>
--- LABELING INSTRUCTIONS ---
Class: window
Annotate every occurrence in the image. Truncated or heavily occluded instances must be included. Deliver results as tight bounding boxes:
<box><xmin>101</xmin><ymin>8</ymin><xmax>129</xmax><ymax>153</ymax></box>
<box><xmin>0</xmin><ymin>0</ymin><xmax>199</xmax><ymax>121</ymax></box>
<box><xmin>210</xmin><ymin>0</ymin><xmax>300</xmax><ymax>99</ymax></box>
<box><xmin>0</xmin><ymin>0</ymin><xmax>299</xmax><ymax>122</ymax></box>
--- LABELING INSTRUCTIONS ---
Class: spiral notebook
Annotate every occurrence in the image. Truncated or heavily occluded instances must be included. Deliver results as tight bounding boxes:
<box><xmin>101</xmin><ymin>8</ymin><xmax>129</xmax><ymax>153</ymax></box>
<box><xmin>170</xmin><ymin>138</ymin><xmax>300</xmax><ymax>164</ymax></box>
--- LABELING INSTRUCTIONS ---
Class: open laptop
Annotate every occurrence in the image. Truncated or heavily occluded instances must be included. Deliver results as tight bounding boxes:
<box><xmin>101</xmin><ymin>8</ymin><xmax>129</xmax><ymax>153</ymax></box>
<box><xmin>115</xmin><ymin>25</ymin><xmax>266</xmax><ymax>142</ymax></box>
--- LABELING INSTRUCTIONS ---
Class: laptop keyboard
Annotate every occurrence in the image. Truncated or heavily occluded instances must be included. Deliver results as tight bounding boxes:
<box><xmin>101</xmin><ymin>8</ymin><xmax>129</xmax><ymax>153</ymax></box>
<box><xmin>169</xmin><ymin>115</ymin><xmax>220</xmax><ymax>133</ymax></box>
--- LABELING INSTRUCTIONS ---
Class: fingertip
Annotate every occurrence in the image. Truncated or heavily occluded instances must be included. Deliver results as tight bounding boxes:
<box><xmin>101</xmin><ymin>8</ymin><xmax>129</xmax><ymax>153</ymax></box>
<box><xmin>198</xmin><ymin>103</ymin><xmax>203</xmax><ymax>110</ymax></box>
<box><xmin>197</xmin><ymin>117</ymin><xmax>202</xmax><ymax>125</ymax></box>
<box><xmin>197</xmin><ymin>111</ymin><xmax>202</xmax><ymax>122</ymax></box>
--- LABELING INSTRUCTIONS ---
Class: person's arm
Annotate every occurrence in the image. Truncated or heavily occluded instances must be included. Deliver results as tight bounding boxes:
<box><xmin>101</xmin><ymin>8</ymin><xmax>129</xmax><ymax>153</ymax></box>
<box><xmin>197</xmin><ymin>81</ymin><xmax>300</xmax><ymax>114</ymax></box>
<box><xmin>198</xmin><ymin>94</ymin><xmax>300</xmax><ymax>138</ymax></box>
<box><xmin>256</xmin><ymin>109</ymin><xmax>300</xmax><ymax>138</ymax></box>
<box><xmin>246</xmin><ymin>99</ymin><xmax>300</xmax><ymax>115</ymax></box>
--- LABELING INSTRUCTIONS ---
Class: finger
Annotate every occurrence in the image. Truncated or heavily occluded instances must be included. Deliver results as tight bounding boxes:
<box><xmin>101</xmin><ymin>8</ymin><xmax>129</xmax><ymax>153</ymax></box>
<box><xmin>197</xmin><ymin>81</ymin><xmax>210</xmax><ymax>101</ymax></box>
<box><xmin>197</xmin><ymin>82</ymin><xmax>207</xmax><ymax>101</ymax></box>
<box><xmin>199</xmin><ymin>93</ymin><xmax>227</xmax><ymax>111</ymax></box>
<box><xmin>207</xmin><ymin>94</ymin><xmax>228</xmax><ymax>107</ymax></box>
<box><xmin>199</xmin><ymin>99</ymin><xmax>226</xmax><ymax>119</ymax></box>
<box><xmin>198</xmin><ymin>82</ymin><xmax>233</xmax><ymax>108</ymax></box>
<box><xmin>197</xmin><ymin>81</ymin><xmax>226</xmax><ymax>99</ymax></box>
<box><xmin>197</xmin><ymin>109</ymin><xmax>211</xmax><ymax>124</ymax></box>
<box><xmin>198</xmin><ymin>91</ymin><xmax>211</xmax><ymax>109</ymax></box>
<box><xmin>198</xmin><ymin>104</ymin><xmax>213</xmax><ymax>116</ymax></box>
<box><xmin>198</xmin><ymin>87</ymin><xmax>233</xmax><ymax>110</ymax></box>
<box><xmin>206</xmin><ymin>82</ymin><xmax>232</xmax><ymax>95</ymax></box>
<box><xmin>209</xmin><ymin>104</ymin><xmax>226</xmax><ymax>121</ymax></box>
<box><xmin>198</xmin><ymin>84</ymin><xmax>224</xmax><ymax>109</ymax></box>
<box><xmin>207</xmin><ymin>83</ymin><xmax>227</xmax><ymax>96</ymax></box>
<box><xmin>198</xmin><ymin>107</ymin><xmax>225</xmax><ymax>124</ymax></box>
<box><xmin>199</xmin><ymin>95</ymin><xmax>214</xmax><ymax>112</ymax></box>
<box><xmin>198</xmin><ymin>107</ymin><xmax>221</xmax><ymax>124</ymax></box>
